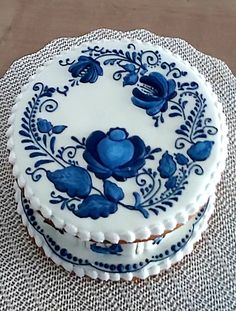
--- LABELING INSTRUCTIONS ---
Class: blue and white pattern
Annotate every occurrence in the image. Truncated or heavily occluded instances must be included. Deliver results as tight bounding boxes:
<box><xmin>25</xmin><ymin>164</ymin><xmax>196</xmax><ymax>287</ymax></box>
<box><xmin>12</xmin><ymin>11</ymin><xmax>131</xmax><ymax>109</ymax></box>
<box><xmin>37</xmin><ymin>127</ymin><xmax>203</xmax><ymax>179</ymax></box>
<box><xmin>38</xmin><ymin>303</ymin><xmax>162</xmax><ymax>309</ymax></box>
<box><xmin>21</xmin><ymin>190</ymin><xmax>209</xmax><ymax>274</ymax></box>
<box><xmin>19</xmin><ymin>43</ymin><xmax>218</xmax><ymax>220</ymax></box>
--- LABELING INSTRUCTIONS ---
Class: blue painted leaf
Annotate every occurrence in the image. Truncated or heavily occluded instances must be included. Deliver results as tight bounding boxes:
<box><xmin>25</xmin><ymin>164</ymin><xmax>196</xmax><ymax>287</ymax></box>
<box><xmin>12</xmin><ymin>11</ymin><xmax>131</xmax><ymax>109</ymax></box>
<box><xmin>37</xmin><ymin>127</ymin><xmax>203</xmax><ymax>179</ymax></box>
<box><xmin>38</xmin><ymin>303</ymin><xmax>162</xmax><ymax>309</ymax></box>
<box><xmin>155</xmin><ymin>205</ymin><xmax>166</xmax><ymax>212</ymax></box>
<box><xmin>188</xmin><ymin>115</ymin><xmax>193</xmax><ymax>122</ymax></box>
<box><xmin>125</xmin><ymin>51</ymin><xmax>131</xmax><ymax>59</ymax></box>
<box><xmin>104</xmin><ymin>59</ymin><xmax>116</xmax><ymax>65</ymax></box>
<box><xmin>73</xmin><ymin>194</ymin><xmax>117</xmax><ymax>219</ymax></box>
<box><xmin>149</xmin><ymin>208</ymin><xmax>159</xmax><ymax>215</ymax></box>
<box><xmin>110</xmin><ymin>244</ymin><xmax>123</xmax><ymax>252</ymax></box>
<box><xmin>25</xmin><ymin>146</ymin><xmax>40</xmax><ymax>151</ymax></box>
<box><xmin>158</xmin><ymin>151</ymin><xmax>177</xmax><ymax>178</ymax></box>
<box><xmin>122</xmin><ymin>63</ymin><xmax>136</xmax><ymax>72</ymax></box>
<box><xmin>169</xmin><ymin>112</ymin><xmax>182</xmax><ymax>117</ymax></box>
<box><xmin>170</xmin><ymin>105</ymin><xmax>182</xmax><ymax>112</ymax></box>
<box><xmin>52</xmin><ymin>125</ymin><xmax>67</xmax><ymax>134</ymax></box>
<box><xmin>175</xmin><ymin>153</ymin><xmax>189</xmax><ymax>165</ymax></box>
<box><xmin>193</xmin><ymin>134</ymin><xmax>207</xmax><ymax>139</ymax></box>
<box><xmin>30</xmin><ymin>152</ymin><xmax>47</xmax><ymax>158</ymax></box>
<box><xmin>21</xmin><ymin>139</ymin><xmax>33</xmax><ymax>144</ymax></box>
<box><xmin>50</xmin><ymin>199</ymin><xmax>62</xmax><ymax>204</ymax></box>
<box><xmin>133</xmin><ymin>192</ymin><xmax>141</xmax><ymax>206</ymax></box>
<box><xmin>43</xmin><ymin>134</ymin><xmax>47</xmax><ymax>147</ymax></box>
<box><xmin>24</xmin><ymin>111</ymin><xmax>30</xmax><ymax>119</ymax></box>
<box><xmin>164</xmin><ymin>201</ymin><xmax>173</xmax><ymax>207</ymax></box>
<box><xmin>146</xmin><ymin>155</ymin><xmax>154</xmax><ymax>160</ymax></box>
<box><xmin>175</xmin><ymin>129</ymin><xmax>189</xmax><ymax>137</ymax></box>
<box><xmin>35</xmin><ymin>159</ymin><xmax>54</xmax><ymax>168</ymax></box>
<box><xmin>104</xmin><ymin>180</ymin><xmax>124</xmax><ymax>203</ymax></box>
<box><xmin>151</xmin><ymin>147</ymin><xmax>162</xmax><ymax>154</ymax></box>
<box><xmin>132</xmin><ymin>51</ymin><xmax>137</xmax><ymax>61</ymax></box>
<box><xmin>187</xmin><ymin>141</ymin><xmax>214</xmax><ymax>161</ymax></box>
<box><xmin>165</xmin><ymin>176</ymin><xmax>177</xmax><ymax>190</ymax></box>
<box><xmin>50</xmin><ymin>136</ymin><xmax>56</xmax><ymax>153</ymax></box>
<box><xmin>21</xmin><ymin>124</ymin><xmax>30</xmax><ymax>132</ymax></box>
<box><xmin>185</xmin><ymin>121</ymin><xmax>191</xmax><ymax>127</ymax></box>
<box><xmin>46</xmin><ymin>166</ymin><xmax>92</xmax><ymax>198</ymax></box>
<box><xmin>21</xmin><ymin>117</ymin><xmax>28</xmax><ymax>125</ymax></box>
<box><xmin>19</xmin><ymin>130</ymin><xmax>31</xmax><ymax>138</ymax></box>
<box><xmin>61</xmin><ymin>201</ymin><xmax>67</xmax><ymax>209</ymax></box>
<box><xmin>180</xmin><ymin>125</ymin><xmax>189</xmax><ymax>132</ymax></box>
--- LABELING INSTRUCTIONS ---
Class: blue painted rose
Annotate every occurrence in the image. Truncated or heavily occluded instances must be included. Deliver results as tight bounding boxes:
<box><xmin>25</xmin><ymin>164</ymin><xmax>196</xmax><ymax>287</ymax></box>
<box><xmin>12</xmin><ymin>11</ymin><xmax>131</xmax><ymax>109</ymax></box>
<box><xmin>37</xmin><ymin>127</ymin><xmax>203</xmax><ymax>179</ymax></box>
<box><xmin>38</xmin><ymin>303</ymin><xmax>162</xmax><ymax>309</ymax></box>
<box><xmin>68</xmin><ymin>56</ymin><xmax>103</xmax><ymax>83</ymax></box>
<box><xmin>83</xmin><ymin>128</ymin><xmax>147</xmax><ymax>181</ymax></box>
<box><xmin>131</xmin><ymin>72</ymin><xmax>177</xmax><ymax>116</ymax></box>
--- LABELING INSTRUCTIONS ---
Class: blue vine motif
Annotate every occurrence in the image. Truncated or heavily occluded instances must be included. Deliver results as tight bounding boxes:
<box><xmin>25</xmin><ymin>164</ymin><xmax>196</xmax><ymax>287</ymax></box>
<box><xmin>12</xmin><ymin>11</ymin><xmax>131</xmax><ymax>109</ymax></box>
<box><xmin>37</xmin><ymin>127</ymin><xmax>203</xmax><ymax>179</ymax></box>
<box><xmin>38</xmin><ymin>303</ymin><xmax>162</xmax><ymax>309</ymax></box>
<box><xmin>19</xmin><ymin>44</ymin><xmax>218</xmax><ymax>220</ymax></box>
<box><xmin>59</xmin><ymin>43</ymin><xmax>191</xmax><ymax>127</ymax></box>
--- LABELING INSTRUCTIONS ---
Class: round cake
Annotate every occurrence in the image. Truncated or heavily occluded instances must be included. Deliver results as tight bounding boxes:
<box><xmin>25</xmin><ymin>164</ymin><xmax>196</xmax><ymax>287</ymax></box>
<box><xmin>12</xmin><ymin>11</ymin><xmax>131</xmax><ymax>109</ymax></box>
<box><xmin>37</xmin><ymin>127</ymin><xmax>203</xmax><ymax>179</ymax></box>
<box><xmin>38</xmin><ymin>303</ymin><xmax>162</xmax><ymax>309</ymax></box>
<box><xmin>7</xmin><ymin>38</ymin><xmax>227</xmax><ymax>280</ymax></box>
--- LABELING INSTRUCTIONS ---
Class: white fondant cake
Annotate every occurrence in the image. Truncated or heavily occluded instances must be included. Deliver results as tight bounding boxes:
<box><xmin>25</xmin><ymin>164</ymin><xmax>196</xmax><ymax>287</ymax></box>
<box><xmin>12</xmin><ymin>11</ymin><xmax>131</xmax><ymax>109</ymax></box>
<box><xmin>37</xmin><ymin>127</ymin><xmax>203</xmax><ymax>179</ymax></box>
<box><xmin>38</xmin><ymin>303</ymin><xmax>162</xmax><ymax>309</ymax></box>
<box><xmin>7</xmin><ymin>38</ymin><xmax>227</xmax><ymax>247</ymax></box>
<box><xmin>15</xmin><ymin>185</ymin><xmax>215</xmax><ymax>281</ymax></box>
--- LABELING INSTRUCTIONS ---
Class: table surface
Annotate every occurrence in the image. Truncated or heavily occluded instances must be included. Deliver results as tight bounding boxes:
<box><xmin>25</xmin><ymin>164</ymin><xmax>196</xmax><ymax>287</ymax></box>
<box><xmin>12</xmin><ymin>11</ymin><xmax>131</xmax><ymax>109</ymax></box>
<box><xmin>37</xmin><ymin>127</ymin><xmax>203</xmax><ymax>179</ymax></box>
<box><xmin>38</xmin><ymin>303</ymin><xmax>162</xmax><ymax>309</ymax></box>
<box><xmin>0</xmin><ymin>0</ymin><xmax>236</xmax><ymax>77</ymax></box>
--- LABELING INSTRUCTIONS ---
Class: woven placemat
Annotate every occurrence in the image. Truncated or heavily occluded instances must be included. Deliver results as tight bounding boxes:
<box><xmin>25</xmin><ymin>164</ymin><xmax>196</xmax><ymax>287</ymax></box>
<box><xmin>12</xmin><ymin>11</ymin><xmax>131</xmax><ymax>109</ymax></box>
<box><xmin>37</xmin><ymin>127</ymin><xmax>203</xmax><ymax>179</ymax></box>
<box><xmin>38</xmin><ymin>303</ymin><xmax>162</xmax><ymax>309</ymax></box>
<box><xmin>0</xmin><ymin>29</ymin><xmax>235</xmax><ymax>311</ymax></box>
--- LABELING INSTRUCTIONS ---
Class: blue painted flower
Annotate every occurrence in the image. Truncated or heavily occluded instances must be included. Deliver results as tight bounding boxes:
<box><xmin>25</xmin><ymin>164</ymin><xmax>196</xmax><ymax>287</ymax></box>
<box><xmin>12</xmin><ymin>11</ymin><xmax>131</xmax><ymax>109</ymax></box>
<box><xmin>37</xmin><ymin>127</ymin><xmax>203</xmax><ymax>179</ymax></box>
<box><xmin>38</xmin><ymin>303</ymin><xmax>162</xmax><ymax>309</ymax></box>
<box><xmin>158</xmin><ymin>151</ymin><xmax>177</xmax><ymax>179</ymax></box>
<box><xmin>121</xmin><ymin>64</ymin><xmax>138</xmax><ymax>86</ymax></box>
<box><xmin>131</xmin><ymin>72</ymin><xmax>177</xmax><ymax>116</ymax></box>
<box><xmin>37</xmin><ymin>118</ymin><xmax>53</xmax><ymax>133</ymax></box>
<box><xmin>83</xmin><ymin>128</ymin><xmax>147</xmax><ymax>181</ymax></box>
<box><xmin>68</xmin><ymin>56</ymin><xmax>103</xmax><ymax>83</ymax></box>
<box><xmin>47</xmin><ymin>166</ymin><xmax>92</xmax><ymax>198</ymax></box>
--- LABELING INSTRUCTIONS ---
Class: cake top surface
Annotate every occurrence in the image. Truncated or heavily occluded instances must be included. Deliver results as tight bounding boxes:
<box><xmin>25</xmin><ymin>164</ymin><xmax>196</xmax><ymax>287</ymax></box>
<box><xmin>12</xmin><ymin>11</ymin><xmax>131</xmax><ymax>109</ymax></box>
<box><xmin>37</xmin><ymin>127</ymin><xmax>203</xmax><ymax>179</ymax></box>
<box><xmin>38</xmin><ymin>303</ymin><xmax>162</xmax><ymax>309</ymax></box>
<box><xmin>8</xmin><ymin>38</ymin><xmax>227</xmax><ymax>243</ymax></box>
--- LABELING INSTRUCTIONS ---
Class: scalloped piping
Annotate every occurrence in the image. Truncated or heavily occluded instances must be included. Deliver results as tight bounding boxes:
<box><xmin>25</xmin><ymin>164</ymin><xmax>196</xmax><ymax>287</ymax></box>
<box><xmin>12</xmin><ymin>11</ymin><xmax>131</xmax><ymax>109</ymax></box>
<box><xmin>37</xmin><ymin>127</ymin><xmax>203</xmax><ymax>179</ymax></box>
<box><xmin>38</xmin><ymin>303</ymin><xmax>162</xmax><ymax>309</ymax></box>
<box><xmin>16</xmin><ymin>185</ymin><xmax>215</xmax><ymax>281</ymax></box>
<box><xmin>7</xmin><ymin>34</ymin><xmax>228</xmax><ymax>243</ymax></box>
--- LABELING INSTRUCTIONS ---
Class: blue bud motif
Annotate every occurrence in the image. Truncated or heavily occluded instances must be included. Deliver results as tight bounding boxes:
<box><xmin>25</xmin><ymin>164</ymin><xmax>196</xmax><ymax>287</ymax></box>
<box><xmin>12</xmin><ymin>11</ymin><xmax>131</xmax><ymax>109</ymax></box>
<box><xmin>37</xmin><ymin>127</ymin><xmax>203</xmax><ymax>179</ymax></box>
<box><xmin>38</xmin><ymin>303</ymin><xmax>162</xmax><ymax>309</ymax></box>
<box><xmin>175</xmin><ymin>153</ymin><xmax>189</xmax><ymax>165</ymax></box>
<box><xmin>187</xmin><ymin>141</ymin><xmax>214</xmax><ymax>162</ymax></box>
<box><xmin>37</xmin><ymin>118</ymin><xmax>53</xmax><ymax>133</ymax></box>
<box><xmin>104</xmin><ymin>180</ymin><xmax>124</xmax><ymax>203</ymax></box>
<box><xmin>165</xmin><ymin>176</ymin><xmax>177</xmax><ymax>190</ymax></box>
<box><xmin>158</xmin><ymin>151</ymin><xmax>177</xmax><ymax>178</ymax></box>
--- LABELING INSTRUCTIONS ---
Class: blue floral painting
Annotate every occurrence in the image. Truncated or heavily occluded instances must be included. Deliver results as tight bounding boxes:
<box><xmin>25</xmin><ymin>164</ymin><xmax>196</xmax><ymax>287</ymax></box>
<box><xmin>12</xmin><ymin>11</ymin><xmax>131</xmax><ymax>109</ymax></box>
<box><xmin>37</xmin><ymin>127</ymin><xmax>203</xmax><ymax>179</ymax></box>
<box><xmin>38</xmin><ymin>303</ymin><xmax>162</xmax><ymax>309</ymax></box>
<box><xmin>19</xmin><ymin>43</ymin><xmax>218</xmax><ymax>220</ymax></box>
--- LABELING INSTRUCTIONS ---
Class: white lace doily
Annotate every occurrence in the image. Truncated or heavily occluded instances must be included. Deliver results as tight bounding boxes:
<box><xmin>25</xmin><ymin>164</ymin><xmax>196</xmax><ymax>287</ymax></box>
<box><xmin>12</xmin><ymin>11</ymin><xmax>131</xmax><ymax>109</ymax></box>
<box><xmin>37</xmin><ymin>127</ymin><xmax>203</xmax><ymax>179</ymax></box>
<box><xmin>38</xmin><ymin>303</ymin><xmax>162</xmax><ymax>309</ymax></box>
<box><xmin>0</xmin><ymin>29</ymin><xmax>235</xmax><ymax>311</ymax></box>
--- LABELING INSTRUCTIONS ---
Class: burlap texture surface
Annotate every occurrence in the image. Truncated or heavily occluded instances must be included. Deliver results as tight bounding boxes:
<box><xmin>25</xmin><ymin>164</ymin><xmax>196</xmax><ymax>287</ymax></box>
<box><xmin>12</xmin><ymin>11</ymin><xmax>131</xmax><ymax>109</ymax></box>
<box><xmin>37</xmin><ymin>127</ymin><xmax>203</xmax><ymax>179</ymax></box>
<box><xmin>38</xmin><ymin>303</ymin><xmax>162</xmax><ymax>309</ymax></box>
<box><xmin>0</xmin><ymin>29</ymin><xmax>235</xmax><ymax>311</ymax></box>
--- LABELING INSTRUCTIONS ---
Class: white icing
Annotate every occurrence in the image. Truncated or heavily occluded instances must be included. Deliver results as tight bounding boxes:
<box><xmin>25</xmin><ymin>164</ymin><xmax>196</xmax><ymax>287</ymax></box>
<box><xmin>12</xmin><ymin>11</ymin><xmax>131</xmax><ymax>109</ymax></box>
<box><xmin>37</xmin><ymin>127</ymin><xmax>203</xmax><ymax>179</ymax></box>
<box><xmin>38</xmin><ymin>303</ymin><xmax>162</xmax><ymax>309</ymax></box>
<box><xmin>8</xmin><ymin>39</ymin><xmax>227</xmax><ymax>243</ymax></box>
